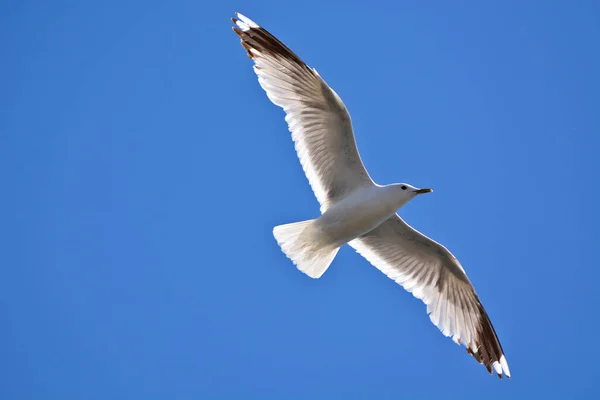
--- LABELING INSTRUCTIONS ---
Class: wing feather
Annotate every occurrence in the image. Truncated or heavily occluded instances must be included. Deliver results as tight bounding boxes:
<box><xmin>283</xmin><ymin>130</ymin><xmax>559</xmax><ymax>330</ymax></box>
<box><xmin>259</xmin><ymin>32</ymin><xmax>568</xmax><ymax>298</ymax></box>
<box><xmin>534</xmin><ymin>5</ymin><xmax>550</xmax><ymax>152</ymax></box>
<box><xmin>232</xmin><ymin>13</ymin><xmax>374</xmax><ymax>212</ymax></box>
<box><xmin>349</xmin><ymin>215</ymin><xmax>511</xmax><ymax>378</ymax></box>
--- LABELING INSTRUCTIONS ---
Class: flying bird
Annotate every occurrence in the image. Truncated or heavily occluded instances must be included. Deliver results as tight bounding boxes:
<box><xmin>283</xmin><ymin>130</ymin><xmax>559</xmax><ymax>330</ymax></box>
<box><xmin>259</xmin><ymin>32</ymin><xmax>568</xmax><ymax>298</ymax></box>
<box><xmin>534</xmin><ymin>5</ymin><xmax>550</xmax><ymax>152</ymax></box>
<box><xmin>231</xmin><ymin>12</ymin><xmax>510</xmax><ymax>378</ymax></box>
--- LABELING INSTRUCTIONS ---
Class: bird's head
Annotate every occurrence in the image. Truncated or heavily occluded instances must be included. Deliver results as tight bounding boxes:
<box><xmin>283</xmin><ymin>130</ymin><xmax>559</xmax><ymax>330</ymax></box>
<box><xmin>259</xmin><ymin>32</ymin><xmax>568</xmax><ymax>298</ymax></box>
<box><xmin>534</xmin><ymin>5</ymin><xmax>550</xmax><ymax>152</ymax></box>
<box><xmin>389</xmin><ymin>183</ymin><xmax>433</xmax><ymax>208</ymax></box>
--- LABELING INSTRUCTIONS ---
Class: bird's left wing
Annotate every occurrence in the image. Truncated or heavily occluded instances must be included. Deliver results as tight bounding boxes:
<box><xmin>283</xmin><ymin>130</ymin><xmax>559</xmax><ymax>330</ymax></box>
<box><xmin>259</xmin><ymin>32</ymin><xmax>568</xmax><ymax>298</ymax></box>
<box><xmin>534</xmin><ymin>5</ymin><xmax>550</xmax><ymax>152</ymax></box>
<box><xmin>349</xmin><ymin>214</ymin><xmax>511</xmax><ymax>378</ymax></box>
<box><xmin>232</xmin><ymin>13</ymin><xmax>374</xmax><ymax>213</ymax></box>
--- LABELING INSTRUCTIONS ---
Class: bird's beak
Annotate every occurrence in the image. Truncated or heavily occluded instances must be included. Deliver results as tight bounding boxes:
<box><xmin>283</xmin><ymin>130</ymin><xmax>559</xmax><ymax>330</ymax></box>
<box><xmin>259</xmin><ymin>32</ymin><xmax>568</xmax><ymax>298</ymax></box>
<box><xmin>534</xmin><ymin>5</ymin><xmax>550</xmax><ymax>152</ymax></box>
<box><xmin>414</xmin><ymin>188</ymin><xmax>433</xmax><ymax>194</ymax></box>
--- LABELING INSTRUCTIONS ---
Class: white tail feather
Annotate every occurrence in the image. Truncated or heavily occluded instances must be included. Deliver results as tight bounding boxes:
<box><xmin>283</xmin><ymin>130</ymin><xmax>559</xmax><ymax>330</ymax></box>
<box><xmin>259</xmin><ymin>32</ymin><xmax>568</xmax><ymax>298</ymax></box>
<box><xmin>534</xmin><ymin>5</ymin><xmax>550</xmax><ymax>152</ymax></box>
<box><xmin>273</xmin><ymin>219</ymin><xmax>339</xmax><ymax>278</ymax></box>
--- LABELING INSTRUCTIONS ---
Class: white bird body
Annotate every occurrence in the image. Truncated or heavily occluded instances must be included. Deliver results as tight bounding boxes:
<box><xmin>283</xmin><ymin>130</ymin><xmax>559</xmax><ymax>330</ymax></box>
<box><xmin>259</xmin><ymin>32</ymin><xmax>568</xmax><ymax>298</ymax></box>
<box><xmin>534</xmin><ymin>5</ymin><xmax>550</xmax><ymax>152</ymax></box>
<box><xmin>317</xmin><ymin>184</ymin><xmax>413</xmax><ymax>246</ymax></box>
<box><xmin>232</xmin><ymin>12</ymin><xmax>511</xmax><ymax>378</ymax></box>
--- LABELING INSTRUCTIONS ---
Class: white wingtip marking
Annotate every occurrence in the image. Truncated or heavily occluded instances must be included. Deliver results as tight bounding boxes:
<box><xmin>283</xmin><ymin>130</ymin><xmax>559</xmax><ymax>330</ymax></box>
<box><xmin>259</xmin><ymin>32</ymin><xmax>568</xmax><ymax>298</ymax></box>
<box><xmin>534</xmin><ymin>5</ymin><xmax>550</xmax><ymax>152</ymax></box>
<box><xmin>492</xmin><ymin>361</ymin><xmax>502</xmax><ymax>375</ymax></box>
<box><xmin>500</xmin><ymin>355</ymin><xmax>511</xmax><ymax>377</ymax></box>
<box><xmin>235</xmin><ymin>12</ymin><xmax>259</xmax><ymax>29</ymax></box>
<box><xmin>234</xmin><ymin>19</ymin><xmax>250</xmax><ymax>32</ymax></box>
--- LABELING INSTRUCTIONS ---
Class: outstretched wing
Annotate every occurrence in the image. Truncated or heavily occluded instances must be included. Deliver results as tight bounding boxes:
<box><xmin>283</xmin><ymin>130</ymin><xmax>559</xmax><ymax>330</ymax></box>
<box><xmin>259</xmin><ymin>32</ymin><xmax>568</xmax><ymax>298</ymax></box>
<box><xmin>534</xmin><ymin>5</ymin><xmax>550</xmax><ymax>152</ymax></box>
<box><xmin>232</xmin><ymin>13</ymin><xmax>374</xmax><ymax>213</ymax></box>
<box><xmin>349</xmin><ymin>215</ymin><xmax>511</xmax><ymax>378</ymax></box>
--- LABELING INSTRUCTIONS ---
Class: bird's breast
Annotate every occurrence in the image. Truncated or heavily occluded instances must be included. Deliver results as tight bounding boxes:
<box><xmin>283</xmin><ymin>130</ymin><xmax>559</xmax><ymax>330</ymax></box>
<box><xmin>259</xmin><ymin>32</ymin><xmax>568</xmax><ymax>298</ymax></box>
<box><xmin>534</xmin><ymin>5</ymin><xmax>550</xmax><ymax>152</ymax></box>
<box><xmin>315</xmin><ymin>186</ymin><xmax>397</xmax><ymax>245</ymax></box>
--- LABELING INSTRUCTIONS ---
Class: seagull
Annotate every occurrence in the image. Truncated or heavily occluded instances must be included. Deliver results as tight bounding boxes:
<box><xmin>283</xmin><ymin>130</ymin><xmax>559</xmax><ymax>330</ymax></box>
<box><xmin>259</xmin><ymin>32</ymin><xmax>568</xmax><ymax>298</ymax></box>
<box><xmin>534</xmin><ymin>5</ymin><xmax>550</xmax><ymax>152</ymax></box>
<box><xmin>232</xmin><ymin>12</ymin><xmax>510</xmax><ymax>378</ymax></box>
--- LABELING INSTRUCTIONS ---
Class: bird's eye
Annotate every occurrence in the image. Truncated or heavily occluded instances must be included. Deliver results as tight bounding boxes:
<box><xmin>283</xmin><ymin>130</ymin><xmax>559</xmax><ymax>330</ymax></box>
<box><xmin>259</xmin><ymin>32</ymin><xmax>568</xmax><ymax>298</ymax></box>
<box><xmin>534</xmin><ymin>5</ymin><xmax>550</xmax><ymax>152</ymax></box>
<box><xmin>401</xmin><ymin>185</ymin><xmax>407</xmax><ymax>190</ymax></box>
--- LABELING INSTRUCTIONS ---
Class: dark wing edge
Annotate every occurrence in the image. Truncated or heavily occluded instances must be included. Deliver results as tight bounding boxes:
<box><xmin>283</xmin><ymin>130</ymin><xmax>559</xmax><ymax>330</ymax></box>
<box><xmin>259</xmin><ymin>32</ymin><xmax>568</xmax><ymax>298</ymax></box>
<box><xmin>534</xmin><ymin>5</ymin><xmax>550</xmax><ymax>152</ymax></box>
<box><xmin>350</xmin><ymin>215</ymin><xmax>511</xmax><ymax>378</ymax></box>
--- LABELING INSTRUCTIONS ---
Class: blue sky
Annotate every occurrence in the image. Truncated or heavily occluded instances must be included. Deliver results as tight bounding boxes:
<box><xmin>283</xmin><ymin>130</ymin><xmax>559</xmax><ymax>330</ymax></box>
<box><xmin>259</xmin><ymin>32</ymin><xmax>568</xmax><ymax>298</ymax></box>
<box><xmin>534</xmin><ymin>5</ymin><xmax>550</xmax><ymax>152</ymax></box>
<box><xmin>2</xmin><ymin>0</ymin><xmax>599</xmax><ymax>398</ymax></box>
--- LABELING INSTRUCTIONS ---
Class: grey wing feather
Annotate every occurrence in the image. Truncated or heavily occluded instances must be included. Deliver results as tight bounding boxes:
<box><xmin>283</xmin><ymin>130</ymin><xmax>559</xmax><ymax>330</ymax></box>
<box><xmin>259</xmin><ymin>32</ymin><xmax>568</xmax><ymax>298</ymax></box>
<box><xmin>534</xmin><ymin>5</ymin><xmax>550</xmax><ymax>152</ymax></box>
<box><xmin>349</xmin><ymin>215</ymin><xmax>511</xmax><ymax>378</ymax></box>
<box><xmin>232</xmin><ymin>13</ymin><xmax>374</xmax><ymax>212</ymax></box>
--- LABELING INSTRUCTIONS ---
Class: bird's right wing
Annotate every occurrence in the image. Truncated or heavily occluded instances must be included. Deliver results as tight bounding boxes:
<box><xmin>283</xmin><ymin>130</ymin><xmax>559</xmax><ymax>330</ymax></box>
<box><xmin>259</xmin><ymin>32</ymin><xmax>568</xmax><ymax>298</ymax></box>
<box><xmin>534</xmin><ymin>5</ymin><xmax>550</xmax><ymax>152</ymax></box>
<box><xmin>349</xmin><ymin>214</ymin><xmax>511</xmax><ymax>378</ymax></box>
<box><xmin>232</xmin><ymin>13</ymin><xmax>374</xmax><ymax>212</ymax></box>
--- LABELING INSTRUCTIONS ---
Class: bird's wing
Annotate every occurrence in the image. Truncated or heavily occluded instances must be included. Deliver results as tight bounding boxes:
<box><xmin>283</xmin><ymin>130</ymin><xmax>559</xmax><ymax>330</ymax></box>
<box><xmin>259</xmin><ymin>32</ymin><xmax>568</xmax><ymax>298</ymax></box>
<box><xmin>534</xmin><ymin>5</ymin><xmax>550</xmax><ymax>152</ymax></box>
<box><xmin>232</xmin><ymin>13</ymin><xmax>374</xmax><ymax>213</ymax></box>
<box><xmin>348</xmin><ymin>214</ymin><xmax>510</xmax><ymax>378</ymax></box>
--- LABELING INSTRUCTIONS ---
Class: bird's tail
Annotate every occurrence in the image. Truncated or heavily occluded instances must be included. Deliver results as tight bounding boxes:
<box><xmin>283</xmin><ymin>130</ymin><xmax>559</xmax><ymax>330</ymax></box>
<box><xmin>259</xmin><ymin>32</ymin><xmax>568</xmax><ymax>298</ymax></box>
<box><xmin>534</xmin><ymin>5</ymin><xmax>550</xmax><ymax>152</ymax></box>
<box><xmin>273</xmin><ymin>219</ymin><xmax>339</xmax><ymax>279</ymax></box>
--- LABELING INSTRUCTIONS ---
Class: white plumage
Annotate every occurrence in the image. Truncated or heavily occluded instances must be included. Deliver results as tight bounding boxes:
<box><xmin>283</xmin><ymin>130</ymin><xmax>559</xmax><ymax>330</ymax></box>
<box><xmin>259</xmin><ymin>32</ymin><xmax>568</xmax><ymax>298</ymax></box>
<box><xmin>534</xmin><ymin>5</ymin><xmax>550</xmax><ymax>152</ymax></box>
<box><xmin>232</xmin><ymin>12</ymin><xmax>510</xmax><ymax>378</ymax></box>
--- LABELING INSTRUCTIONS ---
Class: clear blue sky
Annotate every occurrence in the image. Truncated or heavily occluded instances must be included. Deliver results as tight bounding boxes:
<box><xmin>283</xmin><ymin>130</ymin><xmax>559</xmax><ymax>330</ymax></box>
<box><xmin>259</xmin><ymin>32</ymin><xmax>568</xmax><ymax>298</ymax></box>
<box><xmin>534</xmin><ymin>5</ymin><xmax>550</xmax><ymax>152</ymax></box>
<box><xmin>2</xmin><ymin>1</ymin><xmax>599</xmax><ymax>398</ymax></box>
